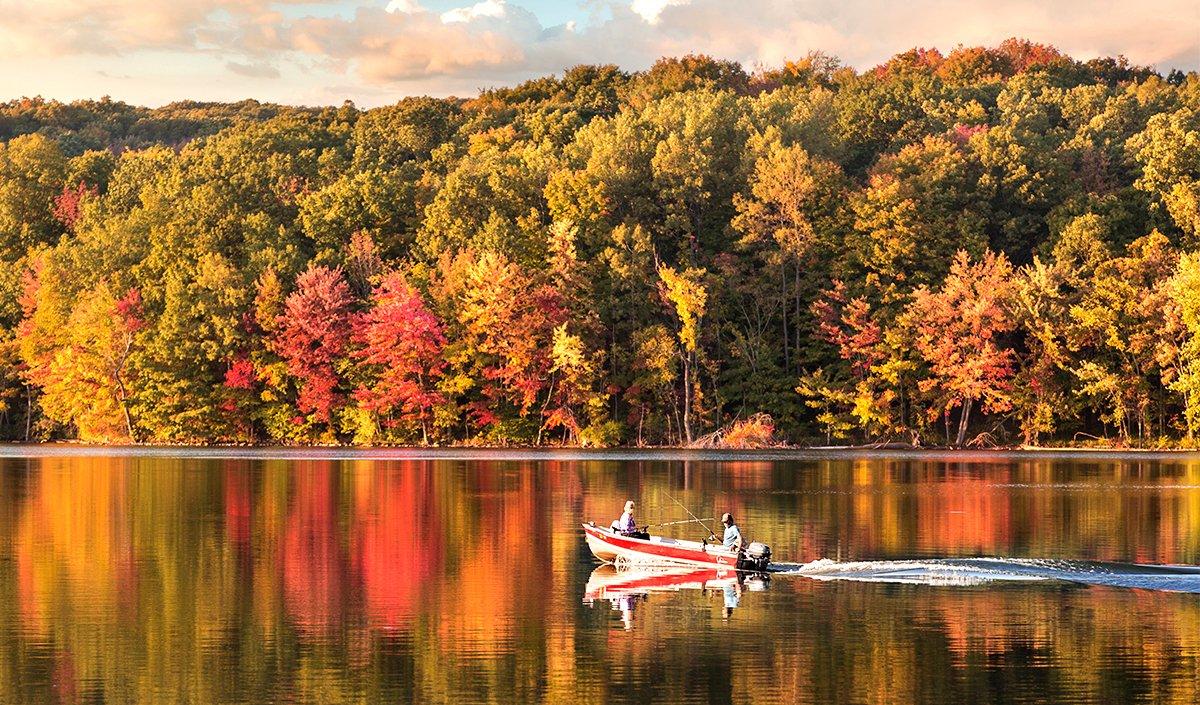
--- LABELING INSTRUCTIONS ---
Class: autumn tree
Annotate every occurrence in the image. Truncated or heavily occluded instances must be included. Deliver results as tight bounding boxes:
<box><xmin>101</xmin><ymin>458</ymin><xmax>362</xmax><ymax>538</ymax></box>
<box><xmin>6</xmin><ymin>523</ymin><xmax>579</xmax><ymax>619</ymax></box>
<box><xmin>658</xmin><ymin>264</ymin><xmax>708</xmax><ymax>444</ymax></box>
<box><xmin>800</xmin><ymin>281</ymin><xmax>900</xmax><ymax>440</ymax></box>
<box><xmin>906</xmin><ymin>251</ymin><xmax>1017</xmax><ymax>446</ymax></box>
<box><xmin>29</xmin><ymin>281</ymin><xmax>143</xmax><ymax>441</ymax></box>
<box><xmin>431</xmin><ymin>250</ymin><xmax>565</xmax><ymax>440</ymax></box>
<box><xmin>2</xmin><ymin>46</ymin><xmax>1198</xmax><ymax>448</ymax></box>
<box><xmin>732</xmin><ymin>143</ymin><xmax>849</xmax><ymax>375</ymax></box>
<box><xmin>350</xmin><ymin>272</ymin><xmax>447</xmax><ymax>442</ymax></box>
<box><xmin>272</xmin><ymin>265</ymin><xmax>354</xmax><ymax>437</ymax></box>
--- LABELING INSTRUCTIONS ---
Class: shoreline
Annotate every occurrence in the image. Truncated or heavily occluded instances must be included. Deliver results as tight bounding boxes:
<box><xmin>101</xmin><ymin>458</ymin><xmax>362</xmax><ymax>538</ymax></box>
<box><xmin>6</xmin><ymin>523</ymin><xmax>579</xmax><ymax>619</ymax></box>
<box><xmin>3</xmin><ymin>443</ymin><xmax>1200</xmax><ymax>461</ymax></box>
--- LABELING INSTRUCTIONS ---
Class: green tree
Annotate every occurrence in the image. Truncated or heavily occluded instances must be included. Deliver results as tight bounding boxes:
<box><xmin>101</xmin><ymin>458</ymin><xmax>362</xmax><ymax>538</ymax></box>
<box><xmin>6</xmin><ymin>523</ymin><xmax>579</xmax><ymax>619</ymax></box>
<box><xmin>1166</xmin><ymin>252</ymin><xmax>1200</xmax><ymax>437</ymax></box>
<box><xmin>1065</xmin><ymin>231</ymin><xmax>1177</xmax><ymax>441</ymax></box>
<box><xmin>850</xmin><ymin>135</ymin><xmax>987</xmax><ymax>302</ymax></box>
<box><xmin>1129</xmin><ymin>108</ymin><xmax>1200</xmax><ymax>243</ymax></box>
<box><xmin>298</xmin><ymin>166</ymin><xmax>420</xmax><ymax>261</ymax></box>
<box><xmin>131</xmin><ymin>253</ymin><xmax>250</xmax><ymax>441</ymax></box>
<box><xmin>0</xmin><ymin>134</ymin><xmax>67</xmax><ymax>260</ymax></box>
<box><xmin>623</xmin><ymin>55</ymin><xmax>749</xmax><ymax>109</ymax></box>
<box><xmin>352</xmin><ymin>97</ymin><xmax>462</xmax><ymax>169</ymax></box>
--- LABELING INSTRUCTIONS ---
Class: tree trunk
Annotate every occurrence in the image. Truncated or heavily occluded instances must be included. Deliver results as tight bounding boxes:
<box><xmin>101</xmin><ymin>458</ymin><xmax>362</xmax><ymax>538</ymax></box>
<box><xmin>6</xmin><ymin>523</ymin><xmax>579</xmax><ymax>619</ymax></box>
<box><xmin>793</xmin><ymin>264</ymin><xmax>801</xmax><ymax>376</ymax></box>
<box><xmin>955</xmin><ymin>397</ymin><xmax>973</xmax><ymax>447</ymax></box>
<box><xmin>115</xmin><ymin>374</ymin><xmax>135</xmax><ymax>443</ymax></box>
<box><xmin>536</xmin><ymin>377</ymin><xmax>555</xmax><ymax>446</ymax></box>
<box><xmin>781</xmin><ymin>265</ymin><xmax>789</xmax><ymax>372</ymax></box>
<box><xmin>682</xmin><ymin>352</ymin><xmax>694</xmax><ymax>445</ymax></box>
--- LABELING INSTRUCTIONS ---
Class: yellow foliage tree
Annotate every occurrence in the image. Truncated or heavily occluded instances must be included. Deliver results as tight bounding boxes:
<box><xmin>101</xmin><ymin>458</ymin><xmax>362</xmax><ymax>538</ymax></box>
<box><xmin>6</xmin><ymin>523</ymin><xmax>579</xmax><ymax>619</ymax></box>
<box><xmin>658</xmin><ymin>264</ymin><xmax>707</xmax><ymax>444</ymax></box>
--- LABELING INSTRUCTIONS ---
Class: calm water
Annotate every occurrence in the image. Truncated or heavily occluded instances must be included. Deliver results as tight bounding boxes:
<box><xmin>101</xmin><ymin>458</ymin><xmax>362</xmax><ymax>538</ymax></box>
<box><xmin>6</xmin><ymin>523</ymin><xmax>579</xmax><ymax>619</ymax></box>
<box><xmin>1</xmin><ymin>448</ymin><xmax>1198</xmax><ymax>704</ymax></box>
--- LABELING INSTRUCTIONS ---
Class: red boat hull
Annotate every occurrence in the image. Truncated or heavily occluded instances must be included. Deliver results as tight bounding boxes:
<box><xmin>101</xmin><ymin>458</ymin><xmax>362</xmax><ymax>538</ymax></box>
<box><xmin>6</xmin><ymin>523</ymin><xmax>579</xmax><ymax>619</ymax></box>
<box><xmin>582</xmin><ymin>522</ymin><xmax>742</xmax><ymax>568</ymax></box>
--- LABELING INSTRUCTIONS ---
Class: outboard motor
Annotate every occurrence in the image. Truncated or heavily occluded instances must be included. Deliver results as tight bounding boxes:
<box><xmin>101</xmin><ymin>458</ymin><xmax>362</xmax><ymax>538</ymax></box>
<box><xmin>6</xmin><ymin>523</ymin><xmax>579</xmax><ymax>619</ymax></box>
<box><xmin>738</xmin><ymin>542</ymin><xmax>772</xmax><ymax>572</ymax></box>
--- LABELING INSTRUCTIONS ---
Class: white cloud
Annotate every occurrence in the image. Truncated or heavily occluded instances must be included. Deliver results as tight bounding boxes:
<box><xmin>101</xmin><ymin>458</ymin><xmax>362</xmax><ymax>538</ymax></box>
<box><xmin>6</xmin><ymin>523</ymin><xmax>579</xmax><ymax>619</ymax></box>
<box><xmin>385</xmin><ymin>0</ymin><xmax>424</xmax><ymax>14</ymax></box>
<box><xmin>630</xmin><ymin>0</ymin><xmax>690</xmax><ymax>24</ymax></box>
<box><xmin>440</xmin><ymin>0</ymin><xmax>507</xmax><ymax>24</ymax></box>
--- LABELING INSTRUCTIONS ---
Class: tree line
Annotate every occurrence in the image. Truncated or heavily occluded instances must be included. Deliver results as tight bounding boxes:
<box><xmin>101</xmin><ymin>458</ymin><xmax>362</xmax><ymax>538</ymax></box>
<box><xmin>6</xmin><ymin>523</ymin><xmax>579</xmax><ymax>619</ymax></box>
<box><xmin>2</xmin><ymin>40</ymin><xmax>1199</xmax><ymax>446</ymax></box>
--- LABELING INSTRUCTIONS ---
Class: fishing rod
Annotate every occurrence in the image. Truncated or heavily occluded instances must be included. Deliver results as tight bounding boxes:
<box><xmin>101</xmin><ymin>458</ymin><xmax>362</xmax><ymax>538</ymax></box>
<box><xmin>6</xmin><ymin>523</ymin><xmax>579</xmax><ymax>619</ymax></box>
<box><xmin>645</xmin><ymin>517</ymin><xmax>717</xmax><ymax>528</ymax></box>
<box><xmin>663</xmin><ymin>491</ymin><xmax>717</xmax><ymax>539</ymax></box>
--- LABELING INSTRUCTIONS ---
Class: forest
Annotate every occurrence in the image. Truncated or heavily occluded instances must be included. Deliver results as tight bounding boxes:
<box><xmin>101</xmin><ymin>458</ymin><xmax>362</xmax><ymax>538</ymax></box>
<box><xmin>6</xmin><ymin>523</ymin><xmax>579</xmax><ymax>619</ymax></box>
<box><xmin>1</xmin><ymin>39</ymin><xmax>1198</xmax><ymax>447</ymax></box>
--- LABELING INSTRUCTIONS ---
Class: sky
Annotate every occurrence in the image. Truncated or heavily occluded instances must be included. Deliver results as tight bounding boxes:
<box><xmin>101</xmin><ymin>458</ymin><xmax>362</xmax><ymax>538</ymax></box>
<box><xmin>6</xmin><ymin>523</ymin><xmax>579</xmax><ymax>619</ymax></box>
<box><xmin>0</xmin><ymin>0</ymin><xmax>1197</xmax><ymax>108</ymax></box>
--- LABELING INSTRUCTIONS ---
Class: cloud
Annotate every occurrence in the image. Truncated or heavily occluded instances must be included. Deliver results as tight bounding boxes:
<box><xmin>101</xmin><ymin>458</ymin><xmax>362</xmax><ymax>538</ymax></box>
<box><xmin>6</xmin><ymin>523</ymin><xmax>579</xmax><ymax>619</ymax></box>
<box><xmin>278</xmin><ymin>6</ymin><xmax>539</xmax><ymax>82</ymax></box>
<box><xmin>0</xmin><ymin>0</ymin><xmax>1196</xmax><ymax>105</ymax></box>
<box><xmin>384</xmin><ymin>0</ymin><xmax>423</xmax><ymax>13</ymax></box>
<box><xmin>0</xmin><ymin>0</ymin><xmax>309</xmax><ymax>56</ymax></box>
<box><xmin>630</xmin><ymin>0</ymin><xmax>689</xmax><ymax>24</ymax></box>
<box><xmin>226</xmin><ymin>60</ymin><xmax>281</xmax><ymax>78</ymax></box>
<box><xmin>271</xmin><ymin>0</ymin><xmax>1198</xmax><ymax>92</ymax></box>
<box><xmin>0</xmin><ymin>0</ymin><xmax>214</xmax><ymax>55</ymax></box>
<box><xmin>440</xmin><ymin>0</ymin><xmax>508</xmax><ymax>24</ymax></box>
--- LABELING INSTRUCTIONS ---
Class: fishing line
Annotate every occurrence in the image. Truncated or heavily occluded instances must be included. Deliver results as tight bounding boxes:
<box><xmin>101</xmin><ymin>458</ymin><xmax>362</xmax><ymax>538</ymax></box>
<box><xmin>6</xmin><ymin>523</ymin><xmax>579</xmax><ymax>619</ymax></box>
<box><xmin>645</xmin><ymin>517</ymin><xmax>717</xmax><ymax>528</ymax></box>
<box><xmin>662</xmin><ymin>490</ymin><xmax>717</xmax><ymax>538</ymax></box>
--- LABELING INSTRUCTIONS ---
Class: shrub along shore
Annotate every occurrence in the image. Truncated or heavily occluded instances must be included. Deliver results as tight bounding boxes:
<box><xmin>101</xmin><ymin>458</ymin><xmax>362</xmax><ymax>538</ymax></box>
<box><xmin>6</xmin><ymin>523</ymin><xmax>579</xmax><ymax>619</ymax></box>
<box><xmin>2</xmin><ymin>41</ymin><xmax>1199</xmax><ymax>448</ymax></box>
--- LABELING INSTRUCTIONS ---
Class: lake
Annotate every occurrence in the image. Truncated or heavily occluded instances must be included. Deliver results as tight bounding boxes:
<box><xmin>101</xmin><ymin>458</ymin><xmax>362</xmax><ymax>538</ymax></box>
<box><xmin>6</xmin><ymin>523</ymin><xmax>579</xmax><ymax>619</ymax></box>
<box><xmin>0</xmin><ymin>448</ymin><xmax>1198</xmax><ymax>704</ymax></box>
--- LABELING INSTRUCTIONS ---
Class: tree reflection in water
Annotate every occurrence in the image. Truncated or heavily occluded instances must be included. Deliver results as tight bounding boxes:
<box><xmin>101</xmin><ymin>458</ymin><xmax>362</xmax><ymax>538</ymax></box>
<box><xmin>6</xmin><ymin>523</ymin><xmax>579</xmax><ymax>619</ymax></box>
<box><xmin>0</xmin><ymin>453</ymin><xmax>1198</xmax><ymax>704</ymax></box>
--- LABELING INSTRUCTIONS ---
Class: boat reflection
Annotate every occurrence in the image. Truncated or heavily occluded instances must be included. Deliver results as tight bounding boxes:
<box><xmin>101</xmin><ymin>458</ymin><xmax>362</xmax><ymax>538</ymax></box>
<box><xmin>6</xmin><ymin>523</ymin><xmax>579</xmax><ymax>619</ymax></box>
<box><xmin>583</xmin><ymin>564</ymin><xmax>770</xmax><ymax>628</ymax></box>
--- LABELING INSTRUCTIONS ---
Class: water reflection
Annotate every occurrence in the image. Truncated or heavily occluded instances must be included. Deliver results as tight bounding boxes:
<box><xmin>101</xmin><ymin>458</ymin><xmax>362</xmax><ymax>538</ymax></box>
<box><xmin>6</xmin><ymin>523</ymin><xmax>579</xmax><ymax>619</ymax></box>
<box><xmin>0</xmin><ymin>453</ymin><xmax>1198</xmax><ymax>704</ymax></box>
<box><xmin>583</xmin><ymin>566</ymin><xmax>771</xmax><ymax>628</ymax></box>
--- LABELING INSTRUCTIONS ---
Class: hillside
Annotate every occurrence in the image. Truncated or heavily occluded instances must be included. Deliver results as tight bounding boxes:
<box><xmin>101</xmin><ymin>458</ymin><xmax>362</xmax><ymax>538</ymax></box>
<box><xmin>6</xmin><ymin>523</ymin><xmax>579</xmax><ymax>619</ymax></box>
<box><xmin>2</xmin><ymin>41</ymin><xmax>1199</xmax><ymax>446</ymax></box>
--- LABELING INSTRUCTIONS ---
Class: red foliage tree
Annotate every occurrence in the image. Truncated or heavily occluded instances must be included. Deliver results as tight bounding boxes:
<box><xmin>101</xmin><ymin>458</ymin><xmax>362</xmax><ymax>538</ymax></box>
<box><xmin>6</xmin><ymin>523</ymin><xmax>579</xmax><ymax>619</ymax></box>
<box><xmin>813</xmin><ymin>280</ymin><xmax>884</xmax><ymax>379</ymax></box>
<box><xmin>223</xmin><ymin>357</ymin><xmax>257</xmax><ymax>391</ymax></box>
<box><xmin>273</xmin><ymin>265</ymin><xmax>354</xmax><ymax>426</ymax></box>
<box><xmin>351</xmin><ymin>272</ymin><xmax>447</xmax><ymax>440</ymax></box>
<box><xmin>113</xmin><ymin>288</ymin><xmax>145</xmax><ymax>333</ymax></box>
<box><xmin>52</xmin><ymin>182</ymin><xmax>98</xmax><ymax>232</ymax></box>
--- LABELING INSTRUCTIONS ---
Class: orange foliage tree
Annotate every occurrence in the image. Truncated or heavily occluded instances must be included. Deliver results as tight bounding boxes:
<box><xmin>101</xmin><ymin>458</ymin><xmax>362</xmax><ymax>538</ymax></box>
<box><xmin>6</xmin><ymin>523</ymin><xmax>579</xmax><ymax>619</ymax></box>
<box><xmin>907</xmin><ymin>250</ymin><xmax>1017</xmax><ymax>445</ymax></box>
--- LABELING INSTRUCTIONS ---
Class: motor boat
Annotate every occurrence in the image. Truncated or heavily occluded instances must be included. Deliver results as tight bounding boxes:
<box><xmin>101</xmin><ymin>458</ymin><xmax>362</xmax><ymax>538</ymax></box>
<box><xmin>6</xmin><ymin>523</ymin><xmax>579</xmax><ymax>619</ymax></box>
<box><xmin>582</xmin><ymin>522</ymin><xmax>772</xmax><ymax>572</ymax></box>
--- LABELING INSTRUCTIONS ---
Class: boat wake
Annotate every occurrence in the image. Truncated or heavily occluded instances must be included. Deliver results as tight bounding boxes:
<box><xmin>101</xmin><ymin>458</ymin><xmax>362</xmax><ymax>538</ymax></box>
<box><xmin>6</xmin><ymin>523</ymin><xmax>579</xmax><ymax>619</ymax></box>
<box><xmin>769</xmin><ymin>557</ymin><xmax>1200</xmax><ymax>592</ymax></box>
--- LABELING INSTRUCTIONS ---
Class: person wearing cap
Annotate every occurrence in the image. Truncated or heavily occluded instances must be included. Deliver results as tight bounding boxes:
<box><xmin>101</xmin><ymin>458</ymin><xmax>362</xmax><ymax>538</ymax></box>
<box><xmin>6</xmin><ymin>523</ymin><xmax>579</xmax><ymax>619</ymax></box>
<box><xmin>711</xmin><ymin>512</ymin><xmax>743</xmax><ymax>551</ymax></box>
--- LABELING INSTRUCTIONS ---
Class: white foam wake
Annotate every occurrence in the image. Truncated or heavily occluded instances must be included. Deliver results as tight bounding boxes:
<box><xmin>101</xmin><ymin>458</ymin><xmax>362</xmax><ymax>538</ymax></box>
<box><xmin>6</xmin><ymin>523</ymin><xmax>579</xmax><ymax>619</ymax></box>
<box><xmin>769</xmin><ymin>557</ymin><xmax>1200</xmax><ymax>592</ymax></box>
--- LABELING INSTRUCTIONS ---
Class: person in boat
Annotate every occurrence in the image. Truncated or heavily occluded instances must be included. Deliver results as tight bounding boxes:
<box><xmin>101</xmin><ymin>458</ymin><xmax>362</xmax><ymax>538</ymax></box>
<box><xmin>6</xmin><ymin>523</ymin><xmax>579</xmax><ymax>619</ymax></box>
<box><xmin>610</xmin><ymin>500</ymin><xmax>649</xmax><ymax>539</ymax></box>
<box><xmin>710</xmin><ymin>512</ymin><xmax>744</xmax><ymax>551</ymax></box>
